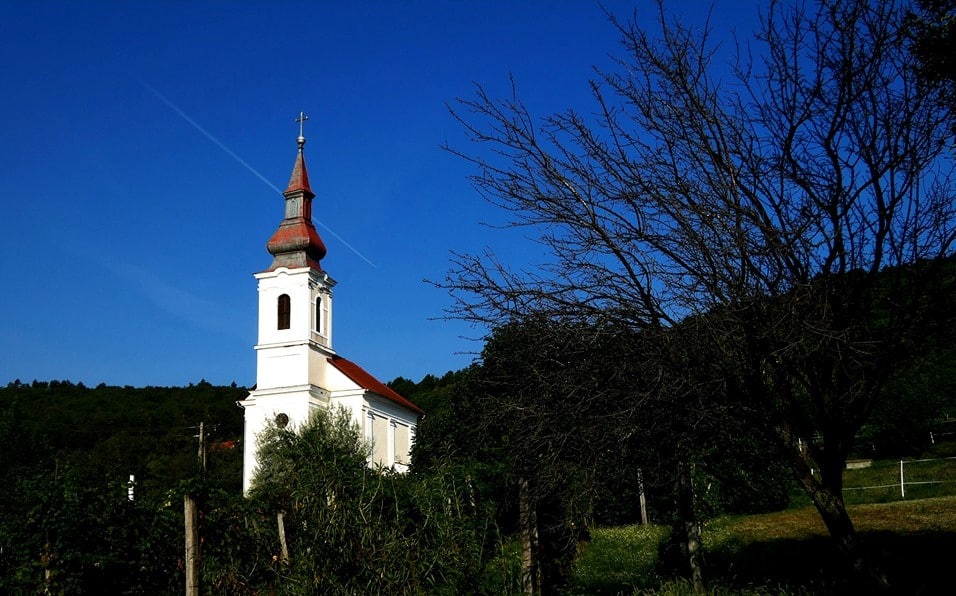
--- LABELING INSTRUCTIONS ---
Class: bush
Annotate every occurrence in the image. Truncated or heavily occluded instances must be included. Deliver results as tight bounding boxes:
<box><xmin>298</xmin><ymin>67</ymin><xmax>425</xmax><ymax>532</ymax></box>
<box><xmin>245</xmin><ymin>408</ymin><xmax>512</xmax><ymax>594</ymax></box>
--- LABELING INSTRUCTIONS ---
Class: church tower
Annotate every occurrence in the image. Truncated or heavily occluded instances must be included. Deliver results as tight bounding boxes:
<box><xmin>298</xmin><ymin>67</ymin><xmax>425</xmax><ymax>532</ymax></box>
<box><xmin>241</xmin><ymin>116</ymin><xmax>422</xmax><ymax>493</ymax></box>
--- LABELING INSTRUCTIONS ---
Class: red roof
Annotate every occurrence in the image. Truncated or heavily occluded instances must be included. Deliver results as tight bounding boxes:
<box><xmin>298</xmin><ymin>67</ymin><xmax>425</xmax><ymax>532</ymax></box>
<box><xmin>265</xmin><ymin>218</ymin><xmax>327</xmax><ymax>263</ymax></box>
<box><xmin>285</xmin><ymin>148</ymin><xmax>313</xmax><ymax>196</ymax></box>
<box><xmin>328</xmin><ymin>355</ymin><xmax>424</xmax><ymax>415</ymax></box>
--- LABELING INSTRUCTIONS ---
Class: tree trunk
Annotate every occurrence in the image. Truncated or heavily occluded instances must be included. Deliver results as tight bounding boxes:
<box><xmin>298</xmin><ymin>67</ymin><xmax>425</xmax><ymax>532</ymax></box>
<box><xmin>787</xmin><ymin>433</ymin><xmax>890</xmax><ymax>591</ymax></box>
<box><xmin>519</xmin><ymin>477</ymin><xmax>539</xmax><ymax>595</ymax></box>
<box><xmin>677</xmin><ymin>460</ymin><xmax>705</xmax><ymax>592</ymax></box>
<box><xmin>804</xmin><ymin>470</ymin><xmax>889</xmax><ymax>588</ymax></box>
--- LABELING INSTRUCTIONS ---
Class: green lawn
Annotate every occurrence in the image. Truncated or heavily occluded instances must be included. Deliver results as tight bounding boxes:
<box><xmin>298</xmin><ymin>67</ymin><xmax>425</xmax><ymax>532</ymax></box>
<box><xmin>568</xmin><ymin>449</ymin><xmax>956</xmax><ymax>594</ymax></box>
<box><xmin>568</xmin><ymin>524</ymin><xmax>671</xmax><ymax>595</ymax></box>
<box><xmin>570</xmin><ymin>496</ymin><xmax>956</xmax><ymax>595</ymax></box>
<box><xmin>788</xmin><ymin>445</ymin><xmax>956</xmax><ymax>507</ymax></box>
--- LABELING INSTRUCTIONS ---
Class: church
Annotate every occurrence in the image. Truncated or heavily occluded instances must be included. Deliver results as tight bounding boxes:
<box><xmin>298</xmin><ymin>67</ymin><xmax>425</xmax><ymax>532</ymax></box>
<box><xmin>239</xmin><ymin>118</ymin><xmax>423</xmax><ymax>493</ymax></box>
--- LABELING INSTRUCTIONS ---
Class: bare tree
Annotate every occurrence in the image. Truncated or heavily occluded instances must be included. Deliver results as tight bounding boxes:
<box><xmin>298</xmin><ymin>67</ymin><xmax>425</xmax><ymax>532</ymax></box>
<box><xmin>441</xmin><ymin>0</ymin><xmax>954</xmax><ymax>587</ymax></box>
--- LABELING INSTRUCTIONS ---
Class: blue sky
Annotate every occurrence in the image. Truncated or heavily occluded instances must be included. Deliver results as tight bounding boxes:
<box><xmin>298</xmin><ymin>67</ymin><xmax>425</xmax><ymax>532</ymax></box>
<box><xmin>0</xmin><ymin>1</ymin><xmax>755</xmax><ymax>388</ymax></box>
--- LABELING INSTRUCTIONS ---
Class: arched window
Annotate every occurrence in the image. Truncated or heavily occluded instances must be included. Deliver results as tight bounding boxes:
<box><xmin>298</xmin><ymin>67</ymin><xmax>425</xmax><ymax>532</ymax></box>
<box><xmin>315</xmin><ymin>296</ymin><xmax>322</xmax><ymax>333</ymax></box>
<box><xmin>277</xmin><ymin>294</ymin><xmax>291</xmax><ymax>330</ymax></box>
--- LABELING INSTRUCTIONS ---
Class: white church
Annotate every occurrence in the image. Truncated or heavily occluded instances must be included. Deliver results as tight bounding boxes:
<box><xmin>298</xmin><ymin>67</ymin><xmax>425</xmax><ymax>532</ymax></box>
<box><xmin>240</xmin><ymin>120</ymin><xmax>423</xmax><ymax>493</ymax></box>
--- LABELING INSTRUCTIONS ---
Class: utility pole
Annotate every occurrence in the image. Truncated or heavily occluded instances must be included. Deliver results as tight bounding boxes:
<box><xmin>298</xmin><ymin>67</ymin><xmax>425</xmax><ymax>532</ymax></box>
<box><xmin>197</xmin><ymin>421</ymin><xmax>206</xmax><ymax>475</ymax></box>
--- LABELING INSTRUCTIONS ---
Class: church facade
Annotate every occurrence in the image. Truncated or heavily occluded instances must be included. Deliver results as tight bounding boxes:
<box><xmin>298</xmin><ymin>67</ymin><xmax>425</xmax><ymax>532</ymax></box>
<box><xmin>240</xmin><ymin>121</ymin><xmax>422</xmax><ymax>493</ymax></box>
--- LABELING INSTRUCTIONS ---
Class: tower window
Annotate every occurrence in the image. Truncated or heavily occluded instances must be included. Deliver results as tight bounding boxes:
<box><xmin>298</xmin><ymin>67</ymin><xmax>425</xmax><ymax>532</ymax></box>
<box><xmin>315</xmin><ymin>296</ymin><xmax>322</xmax><ymax>333</ymax></box>
<box><xmin>277</xmin><ymin>294</ymin><xmax>291</xmax><ymax>330</ymax></box>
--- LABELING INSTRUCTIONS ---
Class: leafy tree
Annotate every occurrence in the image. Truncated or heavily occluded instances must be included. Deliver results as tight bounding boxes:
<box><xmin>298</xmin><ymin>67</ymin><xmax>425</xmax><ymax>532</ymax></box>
<box><xmin>247</xmin><ymin>407</ymin><xmax>507</xmax><ymax>594</ymax></box>
<box><xmin>440</xmin><ymin>0</ymin><xmax>955</xmax><ymax>588</ymax></box>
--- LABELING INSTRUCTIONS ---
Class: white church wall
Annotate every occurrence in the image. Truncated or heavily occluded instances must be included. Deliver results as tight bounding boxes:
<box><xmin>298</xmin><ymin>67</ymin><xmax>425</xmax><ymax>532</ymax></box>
<box><xmin>307</xmin><ymin>348</ymin><xmax>336</xmax><ymax>388</ymax></box>
<box><xmin>323</xmin><ymin>389</ymin><xmax>417</xmax><ymax>471</ymax></box>
<box><xmin>361</xmin><ymin>394</ymin><xmax>418</xmax><ymax>472</ymax></box>
<box><xmin>256</xmin><ymin>345</ymin><xmax>309</xmax><ymax>388</ymax></box>
<box><xmin>323</xmin><ymin>361</ymin><xmax>361</xmax><ymax>392</ymax></box>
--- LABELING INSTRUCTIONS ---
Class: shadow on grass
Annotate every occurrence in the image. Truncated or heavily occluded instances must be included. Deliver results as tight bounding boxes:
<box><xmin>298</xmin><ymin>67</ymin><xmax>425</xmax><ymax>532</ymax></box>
<box><xmin>705</xmin><ymin>530</ymin><xmax>956</xmax><ymax>594</ymax></box>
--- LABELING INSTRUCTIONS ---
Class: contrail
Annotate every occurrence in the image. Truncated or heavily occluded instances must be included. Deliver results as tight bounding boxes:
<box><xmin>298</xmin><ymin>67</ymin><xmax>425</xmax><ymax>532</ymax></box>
<box><xmin>141</xmin><ymin>81</ymin><xmax>376</xmax><ymax>268</ymax></box>
<box><xmin>141</xmin><ymin>82</ymin><xmax>281</xmax><ymax>193</ymax></box>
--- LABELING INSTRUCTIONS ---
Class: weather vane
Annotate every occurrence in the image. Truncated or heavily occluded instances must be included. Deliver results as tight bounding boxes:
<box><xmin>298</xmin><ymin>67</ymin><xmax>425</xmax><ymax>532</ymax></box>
<box><xmin>295</xmin><ymin>111</ymin><xmax>310</xmax><ymax>148</ymax></box>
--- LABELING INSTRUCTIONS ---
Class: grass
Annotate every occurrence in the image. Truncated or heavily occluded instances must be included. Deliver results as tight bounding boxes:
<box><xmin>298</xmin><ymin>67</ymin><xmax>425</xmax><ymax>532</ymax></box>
<box><xmin>570</xmin><ymin>496</ymin><xmax>956</xmax><ymax>595</ymax></box>
<box><xmin>568</xmin><ymin>451</ymin><xmax>956</xmax><ymax>593</ymax></box>
<box><xmin>705</xmin><ymin>496</ymin><xmax>956</xmax><ymax>593</ymax></box>
<box><xmin>788</xmin><ymin>444</ymin><xmax>956</xmax><ymax>507</ymax></box>
<box><xmin>567</xmin><ymin>524</ymin><xmax>670</xmax><ymax>595</ymax></box>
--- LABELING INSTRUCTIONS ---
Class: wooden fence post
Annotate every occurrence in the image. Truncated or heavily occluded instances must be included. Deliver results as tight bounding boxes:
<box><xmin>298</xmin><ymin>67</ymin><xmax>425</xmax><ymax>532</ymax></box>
<box><xmin>185</xmin><ymin>494</ymin><xmax>199</xmax><ymax>596</ymax></box>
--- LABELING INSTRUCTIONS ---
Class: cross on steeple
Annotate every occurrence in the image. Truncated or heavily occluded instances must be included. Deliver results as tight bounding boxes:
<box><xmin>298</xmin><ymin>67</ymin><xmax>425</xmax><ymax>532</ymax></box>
<box><xmin>295</xmin><ymin>111</ymin><xmax>310</xmax><ymax>148</ymax></box>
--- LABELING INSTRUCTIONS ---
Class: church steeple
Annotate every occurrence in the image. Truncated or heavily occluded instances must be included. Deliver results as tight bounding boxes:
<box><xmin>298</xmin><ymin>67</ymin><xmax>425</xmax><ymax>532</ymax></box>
<box><xmin>265</xmin><ymin>112</ymin><xmax>327</xmax><ymax>271</ymax></box>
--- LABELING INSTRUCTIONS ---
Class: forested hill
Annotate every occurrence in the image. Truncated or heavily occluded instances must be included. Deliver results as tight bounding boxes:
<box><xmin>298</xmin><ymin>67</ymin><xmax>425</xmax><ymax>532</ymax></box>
<box><xmin>0</xmin><ymin>375</ymin><xmax>461</xmax><ymax>498</ymax></box>
<box><xmin>0</xmin><ymin>374</ymin><xmax>460</xmax><ymax>458</ymax></box>
<box><xmin>0</xmin><ymin>379</ymin><xmax>246</xmax><ymax>448</ymax></box>
<box><xmin>0</xmin><ymin>380</ymin><xmax>248</xmax><ymax>495</ymax></box>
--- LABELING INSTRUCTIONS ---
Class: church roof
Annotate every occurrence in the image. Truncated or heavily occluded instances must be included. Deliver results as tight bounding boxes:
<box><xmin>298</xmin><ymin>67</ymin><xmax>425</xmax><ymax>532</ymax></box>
<box><xmin>285</xmin><ymin>145</ymin><xmax>312</xmax><ymax>195</ymax></box>
<box><xmin>328</xmin><ymin>355</ymin><xmax>424</xmax><ymax>415</ymax></box>
<box><xmin>264</xmin><ymin>131</ymin><xmax>327</xmax><ymax>270</ymax></box>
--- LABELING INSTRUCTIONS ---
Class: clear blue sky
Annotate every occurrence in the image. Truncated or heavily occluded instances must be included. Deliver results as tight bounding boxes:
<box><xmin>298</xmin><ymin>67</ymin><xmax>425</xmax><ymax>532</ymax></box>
<box><xmin>0</xmin><ymin>1</ymin><xmax>754</xmax><ymax>388</ymax></box>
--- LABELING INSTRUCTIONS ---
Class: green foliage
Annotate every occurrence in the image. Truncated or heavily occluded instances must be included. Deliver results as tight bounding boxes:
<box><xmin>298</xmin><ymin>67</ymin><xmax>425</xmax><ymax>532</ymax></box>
<box><xmin>193</xmin><ymin>484</ymin><xmax>276</xmax><ymax>594</ymax></box>
<box><xmin>0</xmin><ymin>381</ymin><xmax>244</xmax><ymax>592</ymax></box>
<box><xmin>693</xmin><ymin>427</ymin><xmax>793</xmax><ymax>518</ymax></box>
<box><xmin>838</xmin><ymin>448</ymin><xmax>956</xmax><ymax>505</ymax></box>
<box><xmin>403</xmin><ymin>367</ymin><xmax>487</xmax><ymax>470</ymax></box>
<box><xmin>0</xmin><ymin>380</ymin><xmax>519</xmax><ymax>593</ymax></box>
<box><xmin>0</xmin><ymin>380</ymin><xmax>245</xmax><ymax>442</ymax></box>
<box><xmin>0</xmin><ymin>380</ymin><xmax>246</xmax><ymax>500</ymax></box>
<box><xmin>700</xmin><ymin>497</ymin><xmax>956</xmax><ymax>593</ymax></box>
<box><xmin>861</xmin><ymin>347</ymin><xmax>956</xmax><ymax>456</ymax></box>
<box><xmin>0</xmin><ymin>459</ymin><xmax>182</xmax><ymax>594</ymax></box>
<box><xmin>245</xmin><ymin>407</ymin><xmax>514</xmax><ymax>594</ymax></box>
<box><xmin>405</xmin><ymin>366</ymin><xmax>515</xmax><ymax>548</ymax></box>
<box><xmin>388</xmin><ymin>370</ymin><xmax>467</xmax><ymax>415</ymax></box>
<box><xmin>636</xmin><ymin>578</ymin><xmax>811</xmax><ymax>595</ymax></box>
